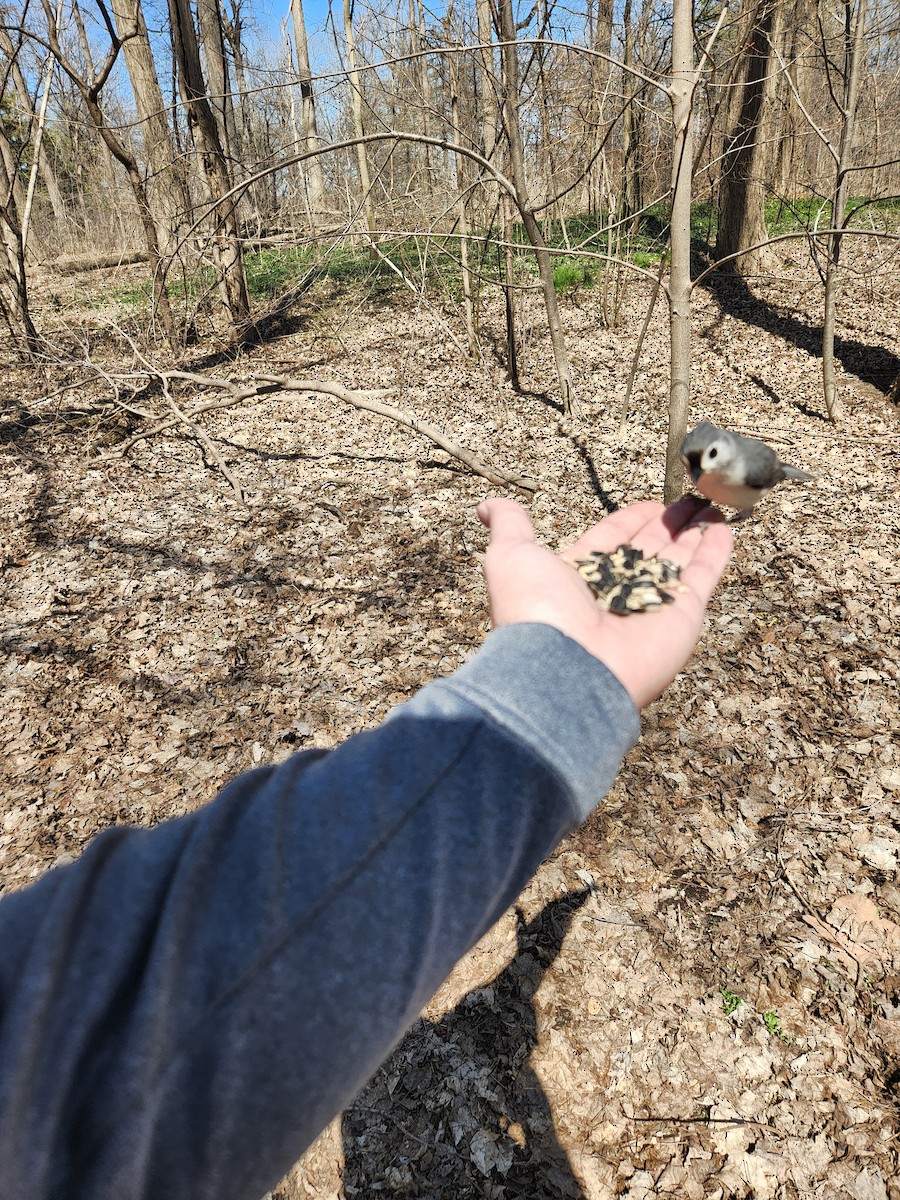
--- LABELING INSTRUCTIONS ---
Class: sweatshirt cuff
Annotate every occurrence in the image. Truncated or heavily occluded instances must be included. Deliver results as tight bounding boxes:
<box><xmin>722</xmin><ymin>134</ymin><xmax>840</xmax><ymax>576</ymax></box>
<box><xmin>432</xmin><ymin>623</ymin><xmax>640</xmax><ymax>823</ymax></box>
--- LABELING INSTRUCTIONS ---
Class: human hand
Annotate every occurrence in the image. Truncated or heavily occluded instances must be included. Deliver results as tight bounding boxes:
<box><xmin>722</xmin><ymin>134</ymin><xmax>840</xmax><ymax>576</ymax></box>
<box><xmin>477</xmin><ymin>496</ymin><xmax>733</xmax><ymax>710</ymax></box>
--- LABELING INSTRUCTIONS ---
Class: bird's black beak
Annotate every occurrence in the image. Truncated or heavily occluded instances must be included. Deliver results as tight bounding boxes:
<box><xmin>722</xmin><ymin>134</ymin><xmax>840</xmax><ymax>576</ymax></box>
<box><xmin>682</xmin><ymin>451</ymin><xmax>703</xmax><ymax>485</ymax></box>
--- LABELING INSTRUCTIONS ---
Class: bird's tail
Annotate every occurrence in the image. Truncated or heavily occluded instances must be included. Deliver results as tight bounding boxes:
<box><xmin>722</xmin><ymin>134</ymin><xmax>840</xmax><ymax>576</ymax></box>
<box><xmin>779</xmin><ymin>466</ymin><xmax>814</xmax><ymax>482</ymax></box>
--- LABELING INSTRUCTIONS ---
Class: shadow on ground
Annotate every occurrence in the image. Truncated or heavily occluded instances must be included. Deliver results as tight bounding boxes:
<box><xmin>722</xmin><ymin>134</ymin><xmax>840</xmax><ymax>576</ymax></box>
<box><xmin>341</xmin><ymin>890</ymin><xmax>591</xmax><ymax>1199</ymax></box>
<box><xmin>699</xmin><ymin>263</ymin><xmax>900</xmax><ymax>399</ymax></box>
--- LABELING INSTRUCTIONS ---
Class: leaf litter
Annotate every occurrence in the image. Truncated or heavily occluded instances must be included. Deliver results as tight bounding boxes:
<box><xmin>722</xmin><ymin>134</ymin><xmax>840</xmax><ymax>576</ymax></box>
<box><xmin>2</xmin><ymin>247</ymin><xmax>899</xmax><ymax>1198</ymax></box>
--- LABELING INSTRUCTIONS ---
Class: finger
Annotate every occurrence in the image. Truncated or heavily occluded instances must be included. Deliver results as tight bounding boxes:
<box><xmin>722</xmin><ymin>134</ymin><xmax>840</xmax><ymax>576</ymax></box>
<box><xmin>476</xmin><ymin>497</ymin><xmax>537</xmax><ymax>550</ymax></box>
<box><xmin>564</xmin><ymin>502</ymin><xmax>666</xmax><ymax>559</ymax></box>
<box><xmin>646</xmin><ymin>506</ymin><xmax>728</xmax><ymax>567</ymax></box>
<box><xmin>567</xmin><ymin>496</ymin><xmax>709</xmax><ymax>563</ymax></box>
<box><xmin>678</xmin><ymin>522</ymin><xmax>734</xmax><ymax>603</ymax></box>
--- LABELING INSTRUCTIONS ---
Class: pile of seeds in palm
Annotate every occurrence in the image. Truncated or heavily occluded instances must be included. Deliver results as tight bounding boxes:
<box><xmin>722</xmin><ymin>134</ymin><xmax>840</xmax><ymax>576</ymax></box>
<box><xmin>570</xmin><ymin>544</ymin><xmax>684</xmax><ymax>615</ymax></box>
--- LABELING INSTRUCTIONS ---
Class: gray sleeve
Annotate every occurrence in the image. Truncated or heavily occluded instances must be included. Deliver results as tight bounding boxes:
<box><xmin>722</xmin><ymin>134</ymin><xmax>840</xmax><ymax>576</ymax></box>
<box><xmin>0</xmin><ymin>623</ymin><xmax>639</xmax><ymax>1200</ymax></box>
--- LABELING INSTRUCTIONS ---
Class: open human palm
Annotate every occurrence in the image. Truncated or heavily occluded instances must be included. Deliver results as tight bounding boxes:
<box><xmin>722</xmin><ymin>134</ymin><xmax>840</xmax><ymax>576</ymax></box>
<box><xmin>477</xmin><ymin>496</ymin><xmax>733</xmax><ymax>709</ymax></box>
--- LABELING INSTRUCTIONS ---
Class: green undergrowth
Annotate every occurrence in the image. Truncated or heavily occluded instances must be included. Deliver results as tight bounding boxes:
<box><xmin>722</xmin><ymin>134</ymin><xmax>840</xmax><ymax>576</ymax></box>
<box><xmin>694</xmin><ymin>194</ymin><xmax>900</xmax><ymax>240</ymax></box>
<box><xmin>551</xmin><ymin>259</ymin><xmax>595</xmax><ymax>292</ymax></box>
<box><xmin>104</xmin><ymin>193</ymin><xmax>899</xmax><ymax>318</ymax></box>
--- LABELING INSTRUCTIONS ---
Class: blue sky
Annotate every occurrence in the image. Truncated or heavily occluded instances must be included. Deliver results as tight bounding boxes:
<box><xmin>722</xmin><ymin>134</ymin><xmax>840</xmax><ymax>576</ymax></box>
<box><xmin>244</xmin><ymin>0</ymin><xmax>341</xmax><ymax>46</ymax></box>
<box><xmin>137</xmin><ymin>0</ymin><xmax>334</xmax><ymax>50</ymax></box>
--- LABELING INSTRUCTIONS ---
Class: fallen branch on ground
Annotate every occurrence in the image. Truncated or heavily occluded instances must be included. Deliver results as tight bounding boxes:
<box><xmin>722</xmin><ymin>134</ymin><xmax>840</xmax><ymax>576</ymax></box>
<box><xmin>100</xmin><ymin>367</ymin><xmax>538</xmax><ymax>496</ymax></box>
<box><xmin>159</xmin><ymin>376</ymin><xmax>247</xmax><ymax>504</ymax></box>
<box><xmin>48</xmin><ymin>250</ymin><xmax>151</xmax><ymax>274</ymax></box>
<box><xmin>254</xmin><ymin>374</ymin><xmax>538</xmax><ymax>494</ymax></box>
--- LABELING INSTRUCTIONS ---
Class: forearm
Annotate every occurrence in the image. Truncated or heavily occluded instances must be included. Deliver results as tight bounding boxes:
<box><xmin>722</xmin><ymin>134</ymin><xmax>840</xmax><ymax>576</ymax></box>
<box><xmin>0</xmin><ymin>624</ymin><xmax>638</xmax><ymax>1200</ymax></box>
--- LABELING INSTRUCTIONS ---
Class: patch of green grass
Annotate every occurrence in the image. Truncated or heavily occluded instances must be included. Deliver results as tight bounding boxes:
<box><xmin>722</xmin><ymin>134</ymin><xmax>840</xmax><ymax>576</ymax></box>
<box><xmin>844</xmin><ymin>194</ymin><xmax>900</xmax><ymax>226</ymax></box>
<box><xmin>764</xmin><ymin>194</ymin><xmax>900</xmax><ymax>237</ymax></box>
<box><xmin>720</xmin><ymin>987</ymin><xmax>743</xmax><ymax>1016</ymax></box>
<box><xmin>107</xmin><ymin>265</ymin><xmax>218</xmax><ymax>310</ymax></box>
<box><xmin>632</xmin><ymin>249</ymin><xmax>660</xmax><ymax>269</ymax></box>
<box><xmin>510</xmin><ymin>209</ymin><xmax>669</xmax><ymax>274</ymax></box>
<box><xmin>106</xmin><ymin>244</ymin><xmax>398</xmax><ymax>312</ymax></box>
<box><xmin>552</xmin><ymin>258</ymin><xmax>593</xmax><ymax>292</ymax></box>
<box><xmin>111</xmin><ymin>280</ymin><xmax>154</xmax><ymax>309</ymax></box>
<box><xmin>97</xmin><ymin>193</ymin><xmax>899</xmax><ymax>318</ymax></box>
<box><xmin>762</xmin><ymin>1011</ymin><xmax>791</xmax><ymax>1043</ymax></box>
<box><xmin>322</xmin><ymin>244</ymin><xmax>384</xmax><ymax>285</ymax></box>
<box><xmin>245</xmin><ymin>246</ymin><xmax>313</xmax><ymax>297</ymax></box>
<box><xmin>765</xmin><ymin>196</ymin><xmax>831</xmax><ymax>237</ymax></box>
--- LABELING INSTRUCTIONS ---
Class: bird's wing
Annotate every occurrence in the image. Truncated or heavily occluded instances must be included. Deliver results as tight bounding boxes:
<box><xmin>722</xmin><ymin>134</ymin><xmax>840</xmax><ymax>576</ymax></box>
<box><xmin>740</xmin><ymin>439</ymin><xmax>781</xmax><ymax>489</ymax></box>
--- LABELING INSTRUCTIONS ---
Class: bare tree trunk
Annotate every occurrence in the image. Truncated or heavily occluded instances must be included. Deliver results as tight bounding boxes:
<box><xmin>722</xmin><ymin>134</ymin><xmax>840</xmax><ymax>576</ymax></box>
<box><xmin>20</xmin><ymin>37</ymin><xmax>56</xmax><ymax>256</ymax></box>
<box><xmin>475</xmin><ymin>0</ymin><xmax>497</xmax><ymax>156</ymax></box>
<box><xmin>70</xmin><ymin>0</ymin><xmax>122</xmax><ymax>213</ymax></box>
<box><xmin>196</xmin><ymin>0</ymin><xmax>240</xmax><ymax>173</ymax></box>
<box><xmin>0</xmin><ymin>25</ymin><xmax>66</xmax><ymax>230</ymax></box>
<box><xmin>447</xmin><ymin>9</ymin><xmax>478</xmax><ymax>354</ymax></box>
<box><xmin>109</xmin><ymin>0</ymin><xmax>193</xmax><ymax>256</ymax></box>
<box><xmin>168</xmin><ymin>0</ymin><xmax>252</xmax><ymax>337</ymax></box>
<box><xmin>772</xmin><ymin>0</ymin><xmax>815</xmax><ymax>195</ymax></box>
<box><xmin>534</xmin><ymin>0</ymin><xmax>563</xmax><ymax>225</ymax></box>
<box><xmin>502</xmin><ymin>192</ymin><xmax>519</xmax><ymax>389</ymax></box>
<box><xmin>343</xmin><ymin>0</ymin><xmax>377</xmax><ymax>247</ymax></box>
<box><xmin>220</xmin><ymin>10</ymin><xmax>276</xmax><ymax>223</ymax></box>
<box><xmin>822</xmin><ymin>0</ymin><xmax>866</xmax><ymax>423</ymax></box>
<box><xmin>664</xmin><ymin>0</ymin><xmax>695</xmax><ymax>505</ymax></box>
<box><xmin>716</xmin><ymin>0</ymin><xmax>781</xmax><ymax>274</ymax></box>
<box><xmin>39</xmin><ymin>0</ymin><xmax>179</xmax><ymax>344</ymax></box>
<box><xmin>0</xmin><ymin>139</ymin><xmax>40</xmax><ymax>354</ymax></box>
<box><xmin>620</xmin><ymin>0</ymin><xmax>642</xmax><ymax>230</ymax></box>
<box><xmin>0</xmin><ymin>110</ymin><xmax>44</xmax><ymax>261</ymax></box>
<box><xmin>497</xmin><ymin>0</ymin><xmax>580</xmax><ymax>417</ymax></box>
<box><xmin>289</xmin><ymin>0</ymin><xmax>325</xmax><ymax>217</ymax></box>
<box><xmin>588</xmin><ymin>0</ymin><xmax>613</xmax><ymax>217</ymax></box>
<box><xmin>409</xmin><ymin>0</ymin><xmax>435</xmax><ymax>181</ymax></box>
<box><xmin>475</xmin><ymin>0</ymin><xmax>498</xmax><ymax>228</ymax></box>
<box><xmin>0</xmin><ymin>237</ymin><xmax>39</xmax><ymax>354</ymax></box>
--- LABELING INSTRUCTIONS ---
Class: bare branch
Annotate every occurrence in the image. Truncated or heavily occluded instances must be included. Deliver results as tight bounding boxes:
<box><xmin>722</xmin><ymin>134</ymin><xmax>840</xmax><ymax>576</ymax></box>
<box><xmin>254</xmin><ymin>376</ymin><xmax>539</xmax><ymax>493</ymax></box>
<box><xmin>691</xmin><ymin>227</ymin><xmax>900</xmax><ymax>289</ymax></box>
<box><xmin>100</xmin><ymin>370</ymin><xmax>538</xmax><ymax>495</ymax></box>
<box><xmin>159</xmin><ymin>376</ymin><xmax>247</xmax><ymax>504</ymax></box>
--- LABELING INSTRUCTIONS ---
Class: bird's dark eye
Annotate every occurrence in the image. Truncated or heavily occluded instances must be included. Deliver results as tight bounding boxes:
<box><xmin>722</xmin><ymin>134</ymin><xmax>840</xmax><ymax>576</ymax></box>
<box><xmin>709</xmin><ymin>447</ymin><xmax>718</xmax><ymax>459</ymax></box>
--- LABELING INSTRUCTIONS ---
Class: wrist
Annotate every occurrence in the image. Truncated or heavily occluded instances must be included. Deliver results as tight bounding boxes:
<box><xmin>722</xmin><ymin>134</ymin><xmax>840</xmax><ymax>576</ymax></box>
<box><xmin>440</xmin><ymin>623</ymin><xmax>641</xmax><ymax>822</ymax></box>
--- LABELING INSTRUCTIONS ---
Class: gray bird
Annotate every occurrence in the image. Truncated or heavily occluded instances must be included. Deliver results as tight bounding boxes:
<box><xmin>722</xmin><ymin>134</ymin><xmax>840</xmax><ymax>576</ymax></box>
<box><xmin>680</xmin><ymin>421</ymin><xmax>813</xmax><ymax>521</ymax></box>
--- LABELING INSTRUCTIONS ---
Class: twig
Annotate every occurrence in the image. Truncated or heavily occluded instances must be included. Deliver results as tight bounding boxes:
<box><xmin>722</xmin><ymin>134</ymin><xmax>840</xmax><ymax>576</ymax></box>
<box><xmin>99</xmin><ymin>366</ymin><xmax>538</xmax><ymax>495</ymax></box>
<box><xmin>255</xmin><ymin>374</ymin><xmax>539</xmax><ymax>494</ymax></box>
<box><xmin>625</xmin><ymin>1114</ymin><xmax>788</xmax><ymax>1138</ymax></box>
<box><xmin>159</xmin><ymin>377</ymin><xmax>246</xmax><ymax>504</ymax></box>
<box><xmin>104</xmin><ymin>382</ymin><xmax>278</xmax><ymax>457</ymax></box>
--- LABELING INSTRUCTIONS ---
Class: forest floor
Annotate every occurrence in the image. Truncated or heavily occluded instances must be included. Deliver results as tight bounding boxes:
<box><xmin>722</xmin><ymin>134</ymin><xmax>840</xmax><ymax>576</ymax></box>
<box><xmin>2</xmin><ymin>240</ymin><xmax>899</xmax><ymax>1199</ymax></box>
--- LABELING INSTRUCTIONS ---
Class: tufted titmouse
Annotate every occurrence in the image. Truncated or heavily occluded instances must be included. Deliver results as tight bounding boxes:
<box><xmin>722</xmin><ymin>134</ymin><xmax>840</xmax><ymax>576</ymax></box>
<box><xmin>680</xmin><ymin>421</ymin><xmax>813</xmax><ymax>521</ymax></box>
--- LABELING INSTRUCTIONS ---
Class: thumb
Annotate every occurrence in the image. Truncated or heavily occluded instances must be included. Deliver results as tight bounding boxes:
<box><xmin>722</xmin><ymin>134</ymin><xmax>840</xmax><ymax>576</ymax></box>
<box><xmin>476</xmin><ymin>498</ymin><xmax>537</xmax><ymax>550</ymax></box>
